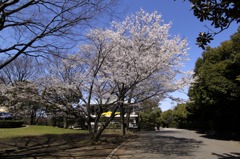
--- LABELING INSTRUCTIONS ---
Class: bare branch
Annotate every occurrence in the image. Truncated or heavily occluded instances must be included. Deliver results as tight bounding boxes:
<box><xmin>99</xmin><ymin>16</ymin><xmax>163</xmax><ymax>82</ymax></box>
<box><xmin>0</xmin><ymin>0</ymin><xmax>119</xmax><ymax>69</ymax></box>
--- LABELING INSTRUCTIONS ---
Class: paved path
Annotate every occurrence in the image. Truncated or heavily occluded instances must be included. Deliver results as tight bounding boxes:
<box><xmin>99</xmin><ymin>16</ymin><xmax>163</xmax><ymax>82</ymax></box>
<box><xmin>110</xmin><ymin>128</ymin><xmax>240</xmax><ymax>159</ymax></box>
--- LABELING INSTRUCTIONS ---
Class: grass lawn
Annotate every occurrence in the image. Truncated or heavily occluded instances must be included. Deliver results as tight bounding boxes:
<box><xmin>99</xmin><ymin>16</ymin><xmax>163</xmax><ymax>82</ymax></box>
<box><xmin>0</xmin><ymin>125</ymin><xmax>88</xmax><ymax>139</ymax></box>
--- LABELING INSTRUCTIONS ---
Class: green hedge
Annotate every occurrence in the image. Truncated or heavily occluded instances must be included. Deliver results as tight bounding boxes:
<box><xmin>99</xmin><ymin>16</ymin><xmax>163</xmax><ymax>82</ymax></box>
<box><xmin>0</xmin><ymin>120</ymin><xmax>24</xmax><ymax>128</ymax></box>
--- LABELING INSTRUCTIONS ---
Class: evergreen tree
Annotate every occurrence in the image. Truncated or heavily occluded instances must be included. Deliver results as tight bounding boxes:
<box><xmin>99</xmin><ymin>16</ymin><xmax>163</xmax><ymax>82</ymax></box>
<box><xmin>187</xmin><ymin>28</ymin><xmax>240</xmax><ymax>136</ymax></box>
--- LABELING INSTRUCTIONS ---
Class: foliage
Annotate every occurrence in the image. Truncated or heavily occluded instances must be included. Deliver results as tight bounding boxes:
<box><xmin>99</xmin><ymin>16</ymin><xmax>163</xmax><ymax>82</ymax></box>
<box><xmin>180</xmin><ymin>0</ymin><xmax>240</xmax><ymax>49</ymax></box>
<box><xmin>139</xmin><ymin>99</ymin><xmax>162</xmax><ymax>130</ymax></box>
<box><xmin>158</xmin><ymin>103</ymin><xmax>188</xmax><ymax>128</ymax></box>
<box><xmin>160</xmin><ymin>110</ymin><xmax>174</xmax><ymax>128</ymax></box>
<box><xmin>187</xmin><ymin>28</ymin><xmax>240</xmax><ymax>135</ymax></box>
<box><xmin>0</xmin><ymin>120</ymin><xmax>24</xmax><ymax>128</ymax></box>
<box><xmin>172</xmin><ymin>103</ymin><xmax>188</xmax><ymax>128</ymax></box>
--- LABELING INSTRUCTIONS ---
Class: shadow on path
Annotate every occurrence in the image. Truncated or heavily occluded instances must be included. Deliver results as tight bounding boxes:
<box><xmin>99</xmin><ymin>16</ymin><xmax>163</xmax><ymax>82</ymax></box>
<box><xmin>120</xmin><ymin>132</ymin><xmax>202</xmax><ymax>158</ymax></box>
<box><xmin>212</xmin><ymin>152</ymin><xmax>240</xmax><ymax>159</ymax></box>
<box><xmin>0</xmin><ymin>133</ymin><xmax>125</xmax><ymax>159</ymax></box>
<box><xmin>200</xmin><ymin>134</ymin><xmax>240</xmax><ymax>142</ymax></box>
<box><xmin>195</xmin><ymin>130</ymin><xmax>240</xmax><ymax>141</ymax></box>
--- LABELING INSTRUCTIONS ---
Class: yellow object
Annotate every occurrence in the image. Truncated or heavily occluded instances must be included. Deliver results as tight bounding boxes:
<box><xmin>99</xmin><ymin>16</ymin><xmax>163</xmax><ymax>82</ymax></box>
<box><xmin>101</xmin><ymin>111</ymin><xmax>120</xmax><ymax>116</ymax></box>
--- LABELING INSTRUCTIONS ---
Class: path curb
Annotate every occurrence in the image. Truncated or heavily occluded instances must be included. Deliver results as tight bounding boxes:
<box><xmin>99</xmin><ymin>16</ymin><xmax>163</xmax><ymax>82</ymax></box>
<box><xmin>106</xmin><ymin>139</ymin><xmax>130</xmax><ymax>159</ymax></box>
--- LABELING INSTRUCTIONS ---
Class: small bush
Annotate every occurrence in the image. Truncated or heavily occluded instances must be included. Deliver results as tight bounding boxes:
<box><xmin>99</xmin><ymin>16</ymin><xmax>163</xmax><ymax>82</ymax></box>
<box><xmin>139</xmin><ymin>122</ymin><xmax>155</xmax><ymax>131</ymax></box>
<box><xmin>0</xmin><ymin>120</ymin><xmax>24</xmax><ymax>128</ymax></box>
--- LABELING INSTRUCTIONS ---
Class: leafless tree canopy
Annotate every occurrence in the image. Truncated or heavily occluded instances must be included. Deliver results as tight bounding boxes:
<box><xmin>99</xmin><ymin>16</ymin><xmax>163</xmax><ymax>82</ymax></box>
<box><xmin>0</xmin><ymin>0</ymin><xmax>118</xmax><ymax>69</ymax></box>
<box><xmin>0</xmin><ymin>55</ymin><xmax>42</xmax><ymax>84</ymax></box>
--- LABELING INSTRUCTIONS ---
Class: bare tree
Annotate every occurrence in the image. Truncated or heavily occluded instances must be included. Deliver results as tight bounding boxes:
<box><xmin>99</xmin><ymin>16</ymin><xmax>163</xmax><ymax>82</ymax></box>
<box><xmin>0</xmin><ymin>55</ymin><xmax>42</xmax><ymax>84</ymax></box>
<box><xmin>0</xmin><ymin>0</ymin><xmax>118</xmax><ymax>69</ymax></box>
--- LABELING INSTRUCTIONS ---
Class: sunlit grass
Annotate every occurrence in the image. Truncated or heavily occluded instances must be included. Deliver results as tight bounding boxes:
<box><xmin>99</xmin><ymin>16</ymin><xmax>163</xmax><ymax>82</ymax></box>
<box><xmin>0</xmin><ymin>125</ymin><xmax>88</xmax><ymax>139</ymax></box>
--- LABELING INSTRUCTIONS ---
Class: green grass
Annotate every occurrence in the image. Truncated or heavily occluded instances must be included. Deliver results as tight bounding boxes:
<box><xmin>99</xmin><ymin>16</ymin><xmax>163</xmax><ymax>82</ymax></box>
<box><xmin>0</xmin><ymin>125</ymin><xmax>88</xmax><ymax>139</ymax></box>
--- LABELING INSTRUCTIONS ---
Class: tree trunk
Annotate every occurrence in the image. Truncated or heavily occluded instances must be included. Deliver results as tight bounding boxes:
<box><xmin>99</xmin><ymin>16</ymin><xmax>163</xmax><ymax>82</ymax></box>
<box><xmin>126</xmin><ymin>87</ymin><xmax>134</xmax><ymax>130</ymax></box>
<box><xmin>52</xmin><ymin>114</ymin><xmax>57</xmax><ymax>127</ymax></box>
<box><xmin>93</xmin><ymin>105</ymin><xmax>102</xmax><ymax>133</ymax></box>
<box><xmin>126</xmin><ymin>108</ymin><xmax>130</xmax><ymax>129</ymax></box>
<box><xmin>63</xmin><ymin>116</ymin><xmax>68</xmax><ymax>129</ymax></box>
<box><xmin>92</xmin><ymin>105</ymin><xmax>119</xmax><ymax>142</ymax></box>
<box><xmin>120</xmin><ymin>103</ymin><xmax>125</xmax><ymax>136</ymax></box>
<box><xmin>30</xmin><ymin>110</ymin><xmax>36</xmax><ymax>125</ymax></box>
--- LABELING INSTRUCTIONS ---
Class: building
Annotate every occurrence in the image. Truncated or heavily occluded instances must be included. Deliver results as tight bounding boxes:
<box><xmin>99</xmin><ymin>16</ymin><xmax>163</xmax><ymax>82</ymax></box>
<box><xmin>87</xmin><ymin>104</ymin><xmax>140</xmax><ymax>129</ymax></box>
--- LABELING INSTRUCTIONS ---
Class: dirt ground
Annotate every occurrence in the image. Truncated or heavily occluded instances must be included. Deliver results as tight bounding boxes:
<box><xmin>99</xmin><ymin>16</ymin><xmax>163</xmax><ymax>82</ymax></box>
<box><xmin>0</xmin><ymin>133</ymin><xmax>134</xmax><ymax>159</ymax></box>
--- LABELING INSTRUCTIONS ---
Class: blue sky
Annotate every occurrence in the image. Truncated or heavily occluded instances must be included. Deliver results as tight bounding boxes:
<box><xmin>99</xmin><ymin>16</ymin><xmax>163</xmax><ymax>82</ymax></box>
<box><xmin>115</xmin><ymin>0</ymin><xmax>239</xmax><ymax>111</ymax></box>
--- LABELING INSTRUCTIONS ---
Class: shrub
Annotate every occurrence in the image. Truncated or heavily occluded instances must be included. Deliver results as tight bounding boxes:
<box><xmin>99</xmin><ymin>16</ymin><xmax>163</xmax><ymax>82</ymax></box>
<box><xmin>0</xmin><ymin>120</ymin><xmax>24</xmax><ymax>128</ymax></box>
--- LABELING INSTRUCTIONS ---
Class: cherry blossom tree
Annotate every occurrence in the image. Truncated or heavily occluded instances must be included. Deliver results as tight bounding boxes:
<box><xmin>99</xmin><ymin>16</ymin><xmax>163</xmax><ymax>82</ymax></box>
<box><xmin>76</xmin><ymin>9</ymin><xmax>190</xmax><ymax>140</ymax></box>
<box><xmin>40</xmin><ymin>54</ymin><xmax>84</xmax><ymax>128</ymax></box>
<box><xmin>0</xmin><ymin>81</ymin><xmax>48</xmax><ymax>125</ymax></box>
<box><xmin>0</xmin><ymin>56</ymin><xmax>46</xmax><ymax>124</ymax></box>
<box><xmin>41</xmin><ymin>79</ymin><xmax>83</xmax><ymax>128</ymax></box>
<box><xmin>100</xmin><ymin>9</ymin><xmax>190</xmax><ymax>135</ymax></box>
<box><xmin>77</xmin><ymin>29</ymin><xmax>119</xmax><ymax>140</ymax></box>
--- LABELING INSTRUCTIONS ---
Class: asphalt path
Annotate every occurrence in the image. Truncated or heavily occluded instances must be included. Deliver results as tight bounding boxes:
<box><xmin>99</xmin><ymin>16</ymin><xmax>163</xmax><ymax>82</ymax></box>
<box><xmin>109</xmin><ymin>128</ymin><xmax>240</xmax><ymax>159</ymax></box>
